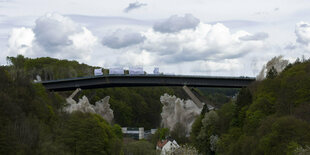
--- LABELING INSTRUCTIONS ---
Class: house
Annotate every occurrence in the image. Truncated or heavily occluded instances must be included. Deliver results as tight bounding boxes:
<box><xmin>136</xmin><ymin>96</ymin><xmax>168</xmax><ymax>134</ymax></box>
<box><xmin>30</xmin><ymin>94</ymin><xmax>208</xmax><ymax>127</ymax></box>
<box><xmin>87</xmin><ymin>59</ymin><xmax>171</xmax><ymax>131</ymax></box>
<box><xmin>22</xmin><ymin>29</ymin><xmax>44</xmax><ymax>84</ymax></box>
<box><xmin>156</xmin><ymin>137</ymin><xmax>180</xmax><ymax>155</ymax></box>
<box><xmin>157</xmin><ymin>139</ymin><xmax>168</xmax><ymax>150</ymax></box>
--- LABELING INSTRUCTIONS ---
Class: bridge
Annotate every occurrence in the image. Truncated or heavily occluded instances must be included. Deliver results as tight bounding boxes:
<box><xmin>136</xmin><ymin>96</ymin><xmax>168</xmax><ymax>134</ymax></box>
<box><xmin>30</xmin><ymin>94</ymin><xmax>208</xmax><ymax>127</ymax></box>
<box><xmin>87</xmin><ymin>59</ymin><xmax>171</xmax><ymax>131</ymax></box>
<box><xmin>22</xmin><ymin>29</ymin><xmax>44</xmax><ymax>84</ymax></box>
<box><xmin>40</xmin><ymin>75</ymin><xmax>256</xmax><ymax>92</ymax></box>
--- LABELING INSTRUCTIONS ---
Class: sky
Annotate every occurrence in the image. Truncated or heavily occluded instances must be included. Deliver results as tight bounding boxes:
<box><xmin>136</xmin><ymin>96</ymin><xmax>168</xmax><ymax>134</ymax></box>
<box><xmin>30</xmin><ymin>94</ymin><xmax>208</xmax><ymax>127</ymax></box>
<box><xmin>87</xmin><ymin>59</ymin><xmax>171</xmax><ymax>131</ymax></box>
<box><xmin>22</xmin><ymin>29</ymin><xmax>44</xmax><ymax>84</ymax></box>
<box><xmin>1</xmin><ymin>0</ymin><xmax>310</xmax><ymax>76</ymax></box>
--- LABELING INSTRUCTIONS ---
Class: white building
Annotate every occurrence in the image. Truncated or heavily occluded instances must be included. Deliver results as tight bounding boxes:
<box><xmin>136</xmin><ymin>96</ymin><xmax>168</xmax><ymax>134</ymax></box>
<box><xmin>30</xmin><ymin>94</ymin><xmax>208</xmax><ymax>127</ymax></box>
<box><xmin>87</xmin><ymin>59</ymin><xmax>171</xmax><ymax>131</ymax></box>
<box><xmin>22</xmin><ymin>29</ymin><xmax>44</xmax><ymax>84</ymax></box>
<box><xmin>122</xmin><ymin>127</ymin><xmax>144</xmax><ymax>139</ymax></box>
<box><xmin>157</xmin><ymin>138</ymin><xmax>180</xmax><ymax>155</ymax></box>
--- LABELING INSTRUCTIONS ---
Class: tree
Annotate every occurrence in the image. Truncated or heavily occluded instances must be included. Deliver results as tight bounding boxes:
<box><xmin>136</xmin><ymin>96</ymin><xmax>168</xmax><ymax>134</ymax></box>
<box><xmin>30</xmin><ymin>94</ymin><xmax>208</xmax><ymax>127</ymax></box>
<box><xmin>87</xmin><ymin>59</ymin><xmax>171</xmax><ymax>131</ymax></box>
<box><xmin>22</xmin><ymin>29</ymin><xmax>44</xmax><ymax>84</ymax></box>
<box><xmin>231</xmin><ymin>88</ymin><xmax>252</xmax><ymax>127</ymax></box>
<box><xmin>191</xmin><ymin>111</ymin><xmax>219</xmax><ymax>154</ymax></box>
<box><xmin>123</xmin><ymin>140</ymin><xmax>157</xmax><ymax>155</ymax></box>
<box><xmin>257</xmin><ymin>116</ymin><xmax>310</xmax><ymax>154</ymax></box>
<box><xmin>266</xmin><ymin>66</ymin><xmax>278</xmax><ymax>79</ymax></box>
<box><xmin>58</xmin><ymin>112</ymin><xmax>120</xmax><ymax>155</ymax></box>
<box><xmin>151</xmin><ymin>128</ymin><xmax>169</xmax><ymax>146</ymax></box>
<box><xmin>171</xmin><ymin>122</ymin><xmax>188</xmax><ymax>144</ymax></box>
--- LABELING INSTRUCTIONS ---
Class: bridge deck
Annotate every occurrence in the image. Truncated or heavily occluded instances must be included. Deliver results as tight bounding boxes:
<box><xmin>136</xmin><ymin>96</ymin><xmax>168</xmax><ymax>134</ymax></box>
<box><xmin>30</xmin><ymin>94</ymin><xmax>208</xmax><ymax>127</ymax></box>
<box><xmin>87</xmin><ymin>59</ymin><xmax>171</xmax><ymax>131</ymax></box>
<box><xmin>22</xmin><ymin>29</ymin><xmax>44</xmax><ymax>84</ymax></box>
<box><xmin>39</xmin><ymin>75</ymin><xmax>256</xmax><ymax>91</ymax></box>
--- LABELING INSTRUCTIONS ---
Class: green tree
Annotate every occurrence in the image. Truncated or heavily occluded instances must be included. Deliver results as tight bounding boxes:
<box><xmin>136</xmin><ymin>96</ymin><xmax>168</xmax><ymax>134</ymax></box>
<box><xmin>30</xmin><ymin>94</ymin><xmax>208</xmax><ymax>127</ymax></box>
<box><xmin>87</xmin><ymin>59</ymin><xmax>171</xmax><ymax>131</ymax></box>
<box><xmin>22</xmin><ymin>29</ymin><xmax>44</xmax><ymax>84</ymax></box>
<box><xmin>151</xmin><ymin>128</ymin><xmax>169</xmax><ymax>146</ymax></box>
<box><xmin>58</xmin><ymin>112</ymin><xmax>120</xmax><ymax>155</ymax></box>
<box><xmin>123</xmin><ymin>140</ymin><xmax>157</xmax><ymax>155</ymax></box>
<box><xmin>266</xmin><ymin>66</ymin><xmax>278</xmax><ymax>79</ymax></box>
<box><xmin>171</xmin><ymin>122</ymin><xmax>188</xmax><ymax>144</ymax></box>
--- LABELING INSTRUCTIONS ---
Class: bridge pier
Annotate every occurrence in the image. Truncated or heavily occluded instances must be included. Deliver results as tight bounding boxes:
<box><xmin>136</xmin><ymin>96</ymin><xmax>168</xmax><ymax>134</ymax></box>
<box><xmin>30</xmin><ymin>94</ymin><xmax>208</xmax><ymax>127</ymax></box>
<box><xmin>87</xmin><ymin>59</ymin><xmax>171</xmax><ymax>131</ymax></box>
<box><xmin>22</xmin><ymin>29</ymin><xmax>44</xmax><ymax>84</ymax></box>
<box><xmin>182</xmin><ymin>86</ymin><xmax>204</xmax><ymax>109</ymax></box>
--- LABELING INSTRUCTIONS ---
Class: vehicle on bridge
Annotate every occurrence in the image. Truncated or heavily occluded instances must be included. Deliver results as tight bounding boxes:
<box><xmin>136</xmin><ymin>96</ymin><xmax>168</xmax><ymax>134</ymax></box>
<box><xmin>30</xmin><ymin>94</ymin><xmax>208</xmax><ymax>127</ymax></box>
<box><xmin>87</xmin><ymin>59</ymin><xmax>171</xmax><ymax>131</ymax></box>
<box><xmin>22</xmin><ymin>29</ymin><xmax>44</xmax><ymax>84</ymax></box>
<box><xmin>129</xmin><ymin>67</ymin><xmax>144</xmax><ymax>75</ymax></box>
<box><xmin>94</xmin><ymin>66</ymin><xmax>162</xmax><ymax>76</ymax></box>
<box><xmin>109</xmin><ymin>67</ymin><xmax>124</xmax><ymax>75</ymax></box>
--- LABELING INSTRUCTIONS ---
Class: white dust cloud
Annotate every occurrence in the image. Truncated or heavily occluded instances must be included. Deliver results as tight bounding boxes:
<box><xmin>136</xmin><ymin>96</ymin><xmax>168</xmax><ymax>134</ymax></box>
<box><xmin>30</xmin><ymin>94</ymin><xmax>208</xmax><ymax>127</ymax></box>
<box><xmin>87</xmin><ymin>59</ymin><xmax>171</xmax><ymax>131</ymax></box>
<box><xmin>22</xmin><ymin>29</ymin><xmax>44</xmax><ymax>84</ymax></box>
<box><xmin>160</xmin><ymin>93</ymin><xmax>202</xmax><ymax>135</ymax></box>
<box><xmin>65</xmin><ymin>89</ymin><xmax>114</xmax><ymax>123</ymax></box>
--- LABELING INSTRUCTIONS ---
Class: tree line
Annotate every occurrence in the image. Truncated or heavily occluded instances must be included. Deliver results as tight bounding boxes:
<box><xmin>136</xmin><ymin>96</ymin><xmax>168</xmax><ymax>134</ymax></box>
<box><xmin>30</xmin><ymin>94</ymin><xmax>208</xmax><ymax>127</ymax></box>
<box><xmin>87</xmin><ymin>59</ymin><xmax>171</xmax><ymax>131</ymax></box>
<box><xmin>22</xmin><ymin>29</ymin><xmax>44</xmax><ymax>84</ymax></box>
<box><xmin>1</xmin><ymin>55</ymin><xmax>240</xmax><ymax>154</ymax></box>
<box><xmin>190</xmin><ymin>58</ymin><xmax>310</xmax><ymax>154</ymax></box>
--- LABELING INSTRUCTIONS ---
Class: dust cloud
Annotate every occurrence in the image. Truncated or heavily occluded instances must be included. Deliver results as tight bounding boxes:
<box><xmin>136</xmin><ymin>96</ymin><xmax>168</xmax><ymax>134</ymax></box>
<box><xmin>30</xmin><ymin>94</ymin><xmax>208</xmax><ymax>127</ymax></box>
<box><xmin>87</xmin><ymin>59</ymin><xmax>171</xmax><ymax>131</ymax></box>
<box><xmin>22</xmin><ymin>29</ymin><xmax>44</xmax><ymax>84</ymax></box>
<box><xmin>64</xmin><ymin>88</ymin><xmax>114</xmax><ymax>123</ymax></box>
<box><xmin>160</xmin><ymin>93</ymin><xmax>202</xmax><ymax>135</ymax></box>
<box><xmin>257</xmin><ymin>56</ymin><xmax>289</xmax><ymax>80</ymax></box>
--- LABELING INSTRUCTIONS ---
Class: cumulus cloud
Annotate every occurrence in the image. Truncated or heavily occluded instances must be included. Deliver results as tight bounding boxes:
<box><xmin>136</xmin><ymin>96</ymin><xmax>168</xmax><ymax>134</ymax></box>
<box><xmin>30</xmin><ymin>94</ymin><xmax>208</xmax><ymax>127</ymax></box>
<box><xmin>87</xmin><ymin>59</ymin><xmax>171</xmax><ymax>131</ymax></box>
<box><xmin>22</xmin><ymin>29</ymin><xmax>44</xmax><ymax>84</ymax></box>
<box><xmin>8</xmin><ymin>27</ymin><xmax>35</xmax><ymax>55</ymax></box>
<box><xmin>102</xmin><ymin>29</ymin><xmax>145</xmax><ymax>49</ymax></box>
<box><xmin>123</xmin><ymin>2</ymin><xmax>147</xmax><ymax>13</ymax></box>
<box><xmin>142</xmin><ymin>23</ymin><xmax>266</xmax><ymax>64</ymax></box>
<box><xmin>239</xmin><ymin>32</ymin><xmax>269</xmax><ymax>41</ymax></box>
<box><xmin>295</xmin><ymin>21</ymin><xmax>310</xmax><ymax>45</ymax></box>
<box><xmin>97</xmin><ymin>21</ymin><xmax>268</xmax><ymax>75</ymax></box>
<box><xmin>8</xmin><ymin>13</ymin><xmax>98</xmax><ymax>60</ymax></box>
<box><xmin>153</xmin><ymin>14</ymin><xmax>200</xmax><ymax>33</ymax></box>
<box><xmin>284</xmin><ymin>21</ymin><xmax>310</xmax><ymax>58</ymax></box>
<box><xmin>7</xmin><ymin>13</ymin><xmax>270</xmax><ymax>76</ymax></box>
<box><xmin>195</xmin><ymin>59</ymin><xmax>242</xmax><ymax>73</ymax></box>
<box><xmin>33</xmin><ymin>13</ymin><xmax>81</xmax><ymax>51</ymax></box>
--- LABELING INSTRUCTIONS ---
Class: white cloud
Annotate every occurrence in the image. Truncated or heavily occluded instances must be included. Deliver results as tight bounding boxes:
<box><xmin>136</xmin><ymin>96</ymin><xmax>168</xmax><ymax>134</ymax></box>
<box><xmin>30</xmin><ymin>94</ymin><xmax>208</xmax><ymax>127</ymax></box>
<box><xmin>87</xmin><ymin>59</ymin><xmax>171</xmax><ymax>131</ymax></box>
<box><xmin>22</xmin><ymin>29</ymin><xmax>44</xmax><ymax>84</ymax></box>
<box><xmin>4</xmin><ymin>13</ymin><xmax>278</xmax><ymax>76</ymax></box>
<box><xmin>93</xmin><ymin>21</ymin><xmax>269</xmax><ymax>75</ymax></box>
<box><xmin>195</xmin><ymin>59</ymin><xmax>242</xmax><ymax>73</ymax></box>
<box><xmin>8</xmin><ymin>27</ymin><xmax>35</xmax><ymax>56</ymax></box>
<box><xmin>280</xmin><ymin>21</ymin><xmax>310</xmax><ymax>62</ymax></box>
<box><xmin>33</xmin><ymin>13</ymin><xmax>81</xmax><ymax>51</ymax></box>
<box><xmin>283</xmin><ymin>21</ymin><xmax>310</xmax><ymax>59</ymax></box>
<box><xmin>153</xmin><ymin>14</ymin><xmax>200</xmax><ymax>33</ymax></box>
<box><xmin>142</xmin><ymin>23</ymin><xmax>267</xmax><ymax>64</ymax></box>
<box><xmin>295</xmin><ymin>21</ymin><xmax>310</xmax><ymax>45</ymax></box>
<box><xmin>239</xmin><ymin>32</ymin><xmax>269</xmax><ymax>41</ymax></box>
<box><xmin>119</xmin><ymin>49</ymin><xmax>154</xmax><ymax>66</ymax></box>
<box><xmin>69</xmin><ymin>27</ymin><xmax>97</xmax><ymax>55</ymax></box>
<box><xmin>102</xmin><ymin>29</ymin><xmax>145</xmax><ymax>49</ymax></box>
<box><xmin>2</xmin><ymin>0</ymin><xmax>310</xmax><ymax>75</ymax></box>
<box><xmin>8</xmin><ymin>13</ymin><xmax>98</xmax><ymax>61</ymax></box>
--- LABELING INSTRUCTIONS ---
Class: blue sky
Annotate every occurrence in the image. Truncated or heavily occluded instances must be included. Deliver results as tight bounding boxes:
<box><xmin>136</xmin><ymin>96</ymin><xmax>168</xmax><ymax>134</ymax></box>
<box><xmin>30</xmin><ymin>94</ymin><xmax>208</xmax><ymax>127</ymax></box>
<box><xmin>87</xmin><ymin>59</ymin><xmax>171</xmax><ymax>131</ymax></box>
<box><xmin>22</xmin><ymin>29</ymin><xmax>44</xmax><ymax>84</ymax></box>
<box><xmin>1</xmin><ymin>0</ymin><xmax>310</xmax><ymax>76</ymax></box>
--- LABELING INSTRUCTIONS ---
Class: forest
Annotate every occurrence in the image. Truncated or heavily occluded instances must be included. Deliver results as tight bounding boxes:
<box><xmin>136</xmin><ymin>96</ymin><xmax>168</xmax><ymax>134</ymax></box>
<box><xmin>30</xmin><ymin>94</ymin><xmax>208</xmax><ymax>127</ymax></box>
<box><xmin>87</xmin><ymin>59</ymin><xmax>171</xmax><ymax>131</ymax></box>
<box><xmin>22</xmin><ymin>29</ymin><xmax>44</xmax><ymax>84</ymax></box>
<box><xmin>190</xmin><ymin>58</ymin><xmax>310</xmax><ymax>154</ymax></box>
<box><xmin>2</xmin><ymin>55</ymin><xmax>310</xmax><ymax>154</ymax></box>
<box><xmin>0</xmin><ymin>55</ymin><xmax>205</xmax><ymax>154</ymax></box>
<box><xmin>0</xmin><ymin>56</ymin><xmax>124</xmax><ymax>154</ymax></box>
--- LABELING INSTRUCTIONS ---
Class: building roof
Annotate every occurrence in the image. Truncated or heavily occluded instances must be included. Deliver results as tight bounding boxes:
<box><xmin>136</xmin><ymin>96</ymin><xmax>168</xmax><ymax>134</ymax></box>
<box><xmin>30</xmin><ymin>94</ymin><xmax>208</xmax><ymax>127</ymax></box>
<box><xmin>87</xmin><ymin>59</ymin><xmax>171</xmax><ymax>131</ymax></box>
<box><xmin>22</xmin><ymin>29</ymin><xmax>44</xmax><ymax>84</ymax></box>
<box><xmin>157</xmin><ymin>140</ymin><xmax>168</xmax><ymax>149</ymax></box>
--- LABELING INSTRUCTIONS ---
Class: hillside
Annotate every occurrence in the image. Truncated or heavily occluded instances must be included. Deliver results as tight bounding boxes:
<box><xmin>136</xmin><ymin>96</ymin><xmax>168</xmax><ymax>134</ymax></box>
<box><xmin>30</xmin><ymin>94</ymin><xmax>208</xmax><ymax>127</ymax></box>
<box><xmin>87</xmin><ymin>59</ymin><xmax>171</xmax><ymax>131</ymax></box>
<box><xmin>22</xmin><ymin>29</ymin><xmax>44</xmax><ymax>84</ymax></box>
<box><xmin>6</xmin><ymin>55</ymin><xmax>190</xmax><ymax>129</ymax></box>
<box><xmin>7</xmin><ymin>55</ymin><xmax>233</xmax><ymax>129</ymax></box>
<box><xmin>0</xmin><ymin>55</ymin><xmax>243</xmax><ymax>154</ymax></box>
<box><xmin>190</xmin><ymin>59</ymin><xmax>310</xmax><ymax>154</ymax></box>
<box><xmin>0</xmin><ymin>66</ymin><xmax>123</xmax><ymax>154</ymax></box>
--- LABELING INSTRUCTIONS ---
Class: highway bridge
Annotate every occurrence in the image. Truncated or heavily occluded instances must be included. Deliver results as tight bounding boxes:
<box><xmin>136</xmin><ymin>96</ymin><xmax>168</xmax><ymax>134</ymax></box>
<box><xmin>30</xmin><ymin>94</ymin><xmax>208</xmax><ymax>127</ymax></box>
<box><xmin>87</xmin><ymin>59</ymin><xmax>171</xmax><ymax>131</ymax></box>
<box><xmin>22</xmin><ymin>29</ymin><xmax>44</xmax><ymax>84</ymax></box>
<box><xmin>40</xmin><ymin>75</ymin><xmax>256</xmax><ymax>91</ymax></box>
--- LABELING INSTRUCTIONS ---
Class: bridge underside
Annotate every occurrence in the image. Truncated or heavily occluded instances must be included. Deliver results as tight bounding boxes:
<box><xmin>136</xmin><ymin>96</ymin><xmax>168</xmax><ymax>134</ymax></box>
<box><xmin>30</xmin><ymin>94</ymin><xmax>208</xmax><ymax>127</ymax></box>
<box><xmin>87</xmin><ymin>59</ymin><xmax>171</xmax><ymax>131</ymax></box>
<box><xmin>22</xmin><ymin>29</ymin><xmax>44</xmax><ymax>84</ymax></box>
<box><xmin>40</xmin><ymin>75</ymin><xmax>255</xmax><ymax>91</ymax></box>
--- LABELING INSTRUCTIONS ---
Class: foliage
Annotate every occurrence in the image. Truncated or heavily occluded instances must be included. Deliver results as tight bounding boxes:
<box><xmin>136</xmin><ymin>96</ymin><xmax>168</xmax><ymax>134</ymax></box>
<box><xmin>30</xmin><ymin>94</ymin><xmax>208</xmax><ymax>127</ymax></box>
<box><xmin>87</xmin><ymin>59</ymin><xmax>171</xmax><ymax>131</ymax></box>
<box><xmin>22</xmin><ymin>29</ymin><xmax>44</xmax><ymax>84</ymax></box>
<box><xmin>216</xmin><ymin>102</ymin><xmax>235</xmax><ymax>134</ymax></box>
<box><xmin>191</xmin><ymin>59</ymin><xmax>310</xmax><ymax>154</ymax></box>
<box><xmin>170</xmin><ymin>122</ymin><xmax>188</xmax><ymax>144</ymax></box>
<box><xmin>57</xmin><ymin>112</ymin><xmax>121</xmax><ymax>155</ymax></box>
<box><xmin>0</xmin><ymin>62</ymin><xmax>122</xmax><ymax>154</ymax></box>
<box><xmin>80</xmin><ymin>87</ymin><xmax>176</xmax><ymax>129</ymax></box>
<box><xmin>190</xmin><ymin>110</ymin><xmax>220</xmax><ymax>154</ymax></box>
<box><xmin>7</xmin><ymin>55</ymin><xmax>94</xmax><ymax>80</ymax></box>
<box><xmin>151</xmin><ymin>128</ymin><xmax>170</xmax><ymax>146</ymax></box>
<box><xmin>174</xmin><ymin>144</ymin><xmax>199</xmax><ymax>155</ymax></box>
<box><xmin>198</xmin><ymin>87</ymin><xmax>240</xmax><ymax>97</ymax></box>
<box><xmin>5</xmin><ymin>55</ymin><xmax>184</xmax><ymax>129</ymax></box>
<box><xmin>197</xmin><ymin>88</ymin><xmax>238</xmax><ymax>108</ymax></box>
<box><xmin>266</xmin><ymin>66</ymin><xmax>278</xmax><ymax>79</ymax></box>
<box><xmin>122</xmin><ymin>140</ymin><xmax>158</xmax><ymax>155</ymax></box>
